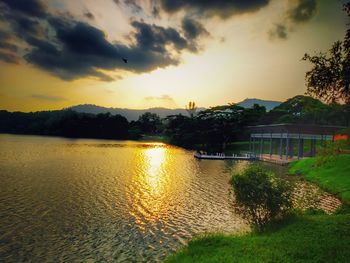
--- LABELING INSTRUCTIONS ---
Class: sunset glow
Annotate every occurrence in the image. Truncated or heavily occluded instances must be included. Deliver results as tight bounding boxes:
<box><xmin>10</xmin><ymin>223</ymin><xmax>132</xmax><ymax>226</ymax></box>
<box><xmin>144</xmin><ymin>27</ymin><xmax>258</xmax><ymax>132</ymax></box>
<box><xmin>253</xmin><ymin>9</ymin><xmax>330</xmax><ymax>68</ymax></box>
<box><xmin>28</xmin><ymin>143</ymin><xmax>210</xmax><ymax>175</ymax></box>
<box><xmin>0</xmin><ymin>0</ymin><xmax>348</xmax><ymax>111</ymax></box>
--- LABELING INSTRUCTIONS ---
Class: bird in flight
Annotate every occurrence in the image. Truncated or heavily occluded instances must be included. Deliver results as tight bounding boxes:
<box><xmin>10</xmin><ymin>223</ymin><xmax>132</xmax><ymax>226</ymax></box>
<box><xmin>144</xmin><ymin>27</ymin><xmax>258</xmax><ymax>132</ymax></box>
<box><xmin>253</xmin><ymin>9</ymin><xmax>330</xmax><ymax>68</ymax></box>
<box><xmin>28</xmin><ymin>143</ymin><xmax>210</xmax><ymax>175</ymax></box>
<box><xmin>122</xmin><ymin>58</ymin><xmax>128</xmax><ymax>63</ymax></box>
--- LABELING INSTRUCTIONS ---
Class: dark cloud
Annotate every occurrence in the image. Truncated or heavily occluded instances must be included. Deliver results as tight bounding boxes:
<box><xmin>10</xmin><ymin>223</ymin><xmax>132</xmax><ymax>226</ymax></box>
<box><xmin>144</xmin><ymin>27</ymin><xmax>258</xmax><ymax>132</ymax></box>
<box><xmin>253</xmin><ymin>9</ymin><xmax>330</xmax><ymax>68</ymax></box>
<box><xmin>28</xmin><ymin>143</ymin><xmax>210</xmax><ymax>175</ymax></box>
<box><xmin>31</xmin><ymin>94</ymin><xmax>67</xmax><ymax>101</ymax></box>
<box><xmin>131</xmin><ymin>21</ymin><xmax>188</xmax><ymax>52</ymax></box>
<box><xmin>0</xmin><ymin>51</ymin><xmax>19</xmax><ymax>63</ymax></box>
<box><xmin>268</xmin><ymin>24</ymin><xmax>288</xmax><ymax>40</ymax></box>
<box><xmin>152</xmin><ymin>5</ymin><xmax>160</xmax><ymax>18</ymax></box>
<box><xmin>113</xmin><ymin>0</ymin><xmax>143</xmax><ymax>13</ymax></box>
<box><xmin>12</xmin><ymin>16</ymin><xmax>44</xmax><ymax>40</ymax></box>
<box><xmin>0</xmin><ymin>30</ymin><xmax>18</xmax><ymax>52</ymax></box>
<box><xmin>182</xmin><ymin>18</ymin><xmax>209</xmax><ymax>39</ymax></box>
<box><xmin>124</xmin><ymin>0</ymin><xmax>142</xmax><ymax>13</ymax></box>
<box><xmin>160</xmin><ymin>0</ymin><xmax>270</xmax><ymax>18</ymax></box>
<box><xmin>0</xmin><ymin>0</ymin><xmax>205</xmax><ymax>81</ymax></box>
<box><xmin>84</xmin><ymin>12</ymin><xmax>94</xmax><ymax>20</ymax></box>
<box><xmin>24</xmin><ymin>19</ymin><xmax>194</xmax><ymax>81</ymax></box>
<box><xmin>0</xmin><ymin>0</ymin><xmax>47</xmax><ymax>18</ymax></box>
<box><xmin>0</xmin><ymin>42</ymin><xmax>18</xmax><ymax>52</ymax></box>
<box><xmin>268</xmin><ymin>0</ymin><xmax>317</xmax><ymax>40</ymax></box>
<box><xmin>288</xmin><ymin>0</ymin><xmax>317</xmax><ymax>23</ymax></box>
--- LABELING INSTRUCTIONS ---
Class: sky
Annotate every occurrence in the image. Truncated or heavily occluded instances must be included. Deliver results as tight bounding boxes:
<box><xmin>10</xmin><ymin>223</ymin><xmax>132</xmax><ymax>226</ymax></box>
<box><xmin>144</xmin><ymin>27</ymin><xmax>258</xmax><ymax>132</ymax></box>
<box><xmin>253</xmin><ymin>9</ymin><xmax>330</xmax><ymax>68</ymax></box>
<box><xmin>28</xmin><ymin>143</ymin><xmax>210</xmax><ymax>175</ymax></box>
<box><xmin>0</xmin><ymin>0</ymin><xmax>348</xmax><ymax>111</ymax></box>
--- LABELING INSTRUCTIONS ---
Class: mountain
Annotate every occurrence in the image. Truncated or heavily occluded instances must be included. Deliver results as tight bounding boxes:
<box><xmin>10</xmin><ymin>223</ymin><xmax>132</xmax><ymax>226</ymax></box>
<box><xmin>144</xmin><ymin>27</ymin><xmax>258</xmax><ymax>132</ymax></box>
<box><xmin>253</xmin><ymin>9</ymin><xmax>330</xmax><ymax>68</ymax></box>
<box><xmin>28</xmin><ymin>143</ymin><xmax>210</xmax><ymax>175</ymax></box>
<box><xmin>68</xmin><ymin>104</ymin><xmax>206</xmax><ymax>121</ymax></box>
<box><xmin>237</xmin><ymin>98</ymin><xmax>281</xmax><ymax>111</ymax></box>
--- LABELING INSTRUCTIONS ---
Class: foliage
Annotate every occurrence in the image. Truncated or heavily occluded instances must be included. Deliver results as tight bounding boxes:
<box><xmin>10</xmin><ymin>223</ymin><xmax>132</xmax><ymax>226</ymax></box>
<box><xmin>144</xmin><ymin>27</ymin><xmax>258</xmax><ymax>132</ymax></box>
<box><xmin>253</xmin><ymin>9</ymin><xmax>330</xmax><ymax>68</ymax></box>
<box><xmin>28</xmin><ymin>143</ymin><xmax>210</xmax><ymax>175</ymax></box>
<box><xmin>261</xmin><ymin>95</ymin><xmax>350</xmax><ymax>125</ymax></box>
<box><xmin>165</xmin><ymin>103</ymin><xmax>265</xmax><ymax>150</ymax></box>
<box><xmin>230</xmin><ymin>165</ymin><xmax>292</xmax><ymax>232</ymax></box>
<box><xmin>164</xmin><ymin>213</ymin><xmax>350</xmax><ymax>263</ymax></box>
<box><xmin>315</xmin><ymin>140</ymin><xmax>350</xmax><ymax>166</ymax></box>
<box><xmin>302</xmin><ymin>3</ymin><xmax>350</xmax><ymax>104</ymax></box>
<box><xmin>289</xmin><ymin>154</ymin><xmax>350</xmax><ymax>204</ymax></box>
<box><xmin>136</xmin><ymin>112</ymin><xmax>162</xmax><ymax>134</ymax></box>
<box><xmin>0</xmin><ymin>110</ymin><xmax>130</xmax><ymax>139</ymax></box>
<box><xmin>1</xmin><ymin>94</ymin><xmax>349</xmax><ymax>146</ymax></box>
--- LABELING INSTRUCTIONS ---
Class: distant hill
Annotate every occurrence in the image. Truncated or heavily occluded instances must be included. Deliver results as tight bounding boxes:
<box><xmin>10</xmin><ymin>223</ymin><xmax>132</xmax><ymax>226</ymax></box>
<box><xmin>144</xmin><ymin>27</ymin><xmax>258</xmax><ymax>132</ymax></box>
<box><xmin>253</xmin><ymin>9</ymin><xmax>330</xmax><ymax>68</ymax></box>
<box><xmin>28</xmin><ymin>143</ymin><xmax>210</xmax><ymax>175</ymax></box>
<box><xmin>237</xmin><ymin>98</ymin><xmax>281</xmax><ymax>111</ymax></box>
<box><xmin>68</xmin><ymin>99</ymin><xmax>281</xmax><ymax>121</ymax></box>
<box><xmin>68</xmin><ymin>104</ymin><xmax>206</xmax><ymax>121</ymax></box>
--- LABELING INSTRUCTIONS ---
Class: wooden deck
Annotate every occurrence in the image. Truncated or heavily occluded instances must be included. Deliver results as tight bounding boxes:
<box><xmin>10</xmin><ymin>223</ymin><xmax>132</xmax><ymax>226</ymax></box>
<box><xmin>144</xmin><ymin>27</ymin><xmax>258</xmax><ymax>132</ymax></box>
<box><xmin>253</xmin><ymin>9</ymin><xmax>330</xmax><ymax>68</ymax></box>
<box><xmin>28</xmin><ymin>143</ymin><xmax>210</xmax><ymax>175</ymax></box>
<box><xmin>194</xmin><ymin>152</ymin><xmax>302</xmax><ymax>165</ymax></box>
<box><xmin>256</xmin><ymin>154</ymin><xmax>300</xmax><ymax>165</ymax></box>
<box><xmin>194</xmin><ymin>152</ymin><xmax>255</xmax><ymax>160</ymax></box>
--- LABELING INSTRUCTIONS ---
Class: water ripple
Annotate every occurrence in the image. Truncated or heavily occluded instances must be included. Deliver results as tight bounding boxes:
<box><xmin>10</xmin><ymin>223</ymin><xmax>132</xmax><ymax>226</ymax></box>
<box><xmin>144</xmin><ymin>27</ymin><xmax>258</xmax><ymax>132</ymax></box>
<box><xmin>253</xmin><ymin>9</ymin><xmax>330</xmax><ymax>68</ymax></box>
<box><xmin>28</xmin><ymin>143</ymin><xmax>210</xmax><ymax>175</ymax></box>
<box><xmin>0</xmin><ymin>134</ymin><xmax>248</xmax><ymax>262</ymax></box>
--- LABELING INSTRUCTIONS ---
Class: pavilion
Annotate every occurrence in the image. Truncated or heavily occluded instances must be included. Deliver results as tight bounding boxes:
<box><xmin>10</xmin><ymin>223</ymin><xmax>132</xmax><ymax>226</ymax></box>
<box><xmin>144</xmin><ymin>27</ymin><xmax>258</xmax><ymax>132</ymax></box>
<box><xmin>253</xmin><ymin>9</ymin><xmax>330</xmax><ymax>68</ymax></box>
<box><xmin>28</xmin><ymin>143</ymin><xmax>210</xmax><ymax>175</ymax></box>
<box><xmin>247</xmin><ymin>124</ymin><xmax>346</xmax><ymax>164</ymax></box>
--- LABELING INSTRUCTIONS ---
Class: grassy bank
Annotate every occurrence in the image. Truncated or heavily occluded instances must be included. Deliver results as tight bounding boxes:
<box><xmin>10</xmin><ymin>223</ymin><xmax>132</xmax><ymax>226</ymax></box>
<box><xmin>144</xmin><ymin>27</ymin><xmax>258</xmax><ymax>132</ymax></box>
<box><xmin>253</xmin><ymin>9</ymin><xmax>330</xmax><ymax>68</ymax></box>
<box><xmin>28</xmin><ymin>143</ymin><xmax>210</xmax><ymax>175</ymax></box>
<box><xmin>164</xmin><ymin>213</ymin><xmax>350</xmax><ymax>263</ymax></box>
<box><xmin>289</xmin><ymin>154</ymin><xmax>350</xmax><ymax>204</ymax></box>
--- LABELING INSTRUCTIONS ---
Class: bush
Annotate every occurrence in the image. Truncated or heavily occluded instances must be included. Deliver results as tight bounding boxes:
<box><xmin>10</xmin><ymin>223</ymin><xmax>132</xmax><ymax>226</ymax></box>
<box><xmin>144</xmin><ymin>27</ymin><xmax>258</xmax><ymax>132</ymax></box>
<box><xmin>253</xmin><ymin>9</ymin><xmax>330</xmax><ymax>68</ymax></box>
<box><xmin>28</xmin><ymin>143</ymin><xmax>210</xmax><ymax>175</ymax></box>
<box><xmin>231</xmin><ymin>165</ymin><xmax>292</xmax><ymax>232</ymax></box>
<box><xmin>316</xmin><ymin>140</ymin><xmax>350</xmax><ymax>167</ymax></box>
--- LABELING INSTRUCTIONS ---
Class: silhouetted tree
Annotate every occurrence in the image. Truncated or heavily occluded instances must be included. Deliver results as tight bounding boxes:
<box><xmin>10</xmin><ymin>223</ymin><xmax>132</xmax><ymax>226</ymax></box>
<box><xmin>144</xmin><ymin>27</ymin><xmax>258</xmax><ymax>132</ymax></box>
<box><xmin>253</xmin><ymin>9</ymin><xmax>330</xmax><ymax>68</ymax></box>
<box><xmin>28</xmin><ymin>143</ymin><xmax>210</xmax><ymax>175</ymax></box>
<box><xmin>137</xmin><ymin>112</ymin><xmax>162</xmax><ymax>134</ymax></box>
<box><xmin>302</xmin><ymin>2</ymin><xmax>350</xmax><ymax>103</ymax></box>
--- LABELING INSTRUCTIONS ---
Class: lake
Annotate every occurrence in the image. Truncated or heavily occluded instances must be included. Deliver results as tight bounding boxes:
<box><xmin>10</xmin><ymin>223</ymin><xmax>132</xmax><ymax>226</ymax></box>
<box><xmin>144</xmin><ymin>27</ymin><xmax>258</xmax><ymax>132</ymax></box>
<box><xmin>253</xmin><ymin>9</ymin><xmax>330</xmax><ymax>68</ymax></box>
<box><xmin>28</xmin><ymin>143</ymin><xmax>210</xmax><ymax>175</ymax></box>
<box><xmin>0</xmin><ymin>134</ymin><xmax>253</xmax><ymax>262</ymax></box>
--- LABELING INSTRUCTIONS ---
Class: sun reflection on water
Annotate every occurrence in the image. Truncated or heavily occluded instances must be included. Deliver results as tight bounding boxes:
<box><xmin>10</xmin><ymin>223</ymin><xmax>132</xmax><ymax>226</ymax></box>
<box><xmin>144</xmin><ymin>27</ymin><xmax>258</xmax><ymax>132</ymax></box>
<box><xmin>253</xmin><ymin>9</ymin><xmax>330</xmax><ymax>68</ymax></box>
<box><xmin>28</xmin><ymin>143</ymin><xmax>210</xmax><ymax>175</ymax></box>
<box><xmin>144</xmin><ymin>145</ymin><xmax>166</xmax><ymax>197</ymax></box>
<box><xmin>128</xmin><ymin>142</ymin><xmax>173</xmax><ymax>229</ymax></box>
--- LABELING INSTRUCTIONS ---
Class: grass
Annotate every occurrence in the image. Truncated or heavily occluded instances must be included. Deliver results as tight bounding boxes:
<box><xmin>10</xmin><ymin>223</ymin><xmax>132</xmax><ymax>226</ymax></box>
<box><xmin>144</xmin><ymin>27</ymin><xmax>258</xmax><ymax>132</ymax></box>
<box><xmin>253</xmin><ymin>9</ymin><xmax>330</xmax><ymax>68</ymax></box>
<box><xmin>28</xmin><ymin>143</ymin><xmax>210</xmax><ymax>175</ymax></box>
<box><xmin>289</xmin><ymin>154</ymin><xmax>350</xmax><ymax>204</ymax></box>
<box><xmin>164</xmin><ymin>213</ymin><xmax>350</xmax><ymax>263</ymax></box>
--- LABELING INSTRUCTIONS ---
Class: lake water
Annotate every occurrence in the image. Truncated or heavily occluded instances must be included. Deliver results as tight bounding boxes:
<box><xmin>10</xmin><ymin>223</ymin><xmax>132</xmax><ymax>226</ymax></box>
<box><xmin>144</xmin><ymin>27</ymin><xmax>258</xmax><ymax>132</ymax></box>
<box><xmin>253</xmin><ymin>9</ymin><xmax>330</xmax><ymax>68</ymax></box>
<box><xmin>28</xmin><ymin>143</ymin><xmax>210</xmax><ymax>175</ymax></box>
<box><xmin>0</xmin><ymin>134</ymin><xmax>253</xmax><ymax>262</ymax></box>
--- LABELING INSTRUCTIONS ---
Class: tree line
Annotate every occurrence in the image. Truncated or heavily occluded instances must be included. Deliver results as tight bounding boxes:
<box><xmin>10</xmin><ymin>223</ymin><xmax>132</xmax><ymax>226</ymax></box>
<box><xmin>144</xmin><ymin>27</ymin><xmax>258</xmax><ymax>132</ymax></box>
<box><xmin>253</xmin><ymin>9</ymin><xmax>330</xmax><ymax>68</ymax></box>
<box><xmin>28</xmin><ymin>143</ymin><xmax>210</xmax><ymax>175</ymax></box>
<box><xmin>0</xmin><ymin>95</ymin><xmax>349</xmax><ymax>150</ymax></box>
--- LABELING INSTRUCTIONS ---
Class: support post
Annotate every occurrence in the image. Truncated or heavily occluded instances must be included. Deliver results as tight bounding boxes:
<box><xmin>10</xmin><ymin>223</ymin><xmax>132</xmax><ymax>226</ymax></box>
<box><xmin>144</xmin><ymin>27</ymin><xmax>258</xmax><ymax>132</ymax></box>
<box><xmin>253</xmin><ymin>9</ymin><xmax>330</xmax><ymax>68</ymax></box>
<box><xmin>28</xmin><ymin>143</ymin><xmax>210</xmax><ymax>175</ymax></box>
<box><xmin>297</xmin><ymin>134</ymin><xmax>301</xmax><ymax>159</ymax></box>
<box><xmin>249</xmin><ymin>135</ymin><xmax>252</xmax><ymax>152</ymax></box>
<box><xmin>269</xmin><ymin>133</ymin><xmax>273</xmax><ymax>157</ymax></box>
<box><xmin>310</xmin><ymin>138</ymin><xmax>316</xmax><ymax>156</ymax></box>
<box><xmin>260</xmin><ymin>136</ymin><xmax>263</xmax><ymax>157</ymax></box>
<box><xmin>252</xmin><ymin>135</ymin><xmax>255</xmax><ymax>155</ymax></box>
<box><xmin>289</xmin><ymin>138</ymin><xmax>293</xmax><ymax>158</ymax></box>
<box><xmin>298</xmin><ymin>136</ymin><xmax>304</xmax><ymax>159</ymax></box>
<box><xmin>285</xmin><ymin>133</ymin><xmax>289</xmax><ymax>161</ymax></box>
<box><xmin>279</xmin><ymin>134</ymin><xmax>283</xmax><ymax>159</ymax></box>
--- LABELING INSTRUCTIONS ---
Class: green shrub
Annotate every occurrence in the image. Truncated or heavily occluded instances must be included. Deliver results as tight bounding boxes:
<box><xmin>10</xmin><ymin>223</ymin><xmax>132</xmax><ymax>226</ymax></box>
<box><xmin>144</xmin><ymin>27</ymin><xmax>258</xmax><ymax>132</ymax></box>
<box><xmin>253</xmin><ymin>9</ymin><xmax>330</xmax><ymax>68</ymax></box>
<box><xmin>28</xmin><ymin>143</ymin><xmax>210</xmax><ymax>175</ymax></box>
<box><xmin>231</xmin><ymin>165</ymin><xmax>292</xmax><ymax>232</ymax></box>
<box><xmin>315</xmin><ymin>140</ymin><xmax>349</xmax><ymax>166</ymax></box>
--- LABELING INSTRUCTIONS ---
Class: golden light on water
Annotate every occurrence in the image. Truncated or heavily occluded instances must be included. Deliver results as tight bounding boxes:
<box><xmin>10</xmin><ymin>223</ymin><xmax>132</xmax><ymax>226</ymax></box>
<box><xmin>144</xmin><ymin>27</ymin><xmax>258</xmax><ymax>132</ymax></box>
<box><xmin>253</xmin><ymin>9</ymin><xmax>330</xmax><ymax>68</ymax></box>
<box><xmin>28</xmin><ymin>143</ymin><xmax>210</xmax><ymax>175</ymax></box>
<box><xmin>128</xmin><ymin>143</ymin><xmax>173</xmax><ymax>229</ymax></box>
<box><xmin>144</xmin><ymin>145</ymin><xmax>166</xmax><ymax>198</ymax></box>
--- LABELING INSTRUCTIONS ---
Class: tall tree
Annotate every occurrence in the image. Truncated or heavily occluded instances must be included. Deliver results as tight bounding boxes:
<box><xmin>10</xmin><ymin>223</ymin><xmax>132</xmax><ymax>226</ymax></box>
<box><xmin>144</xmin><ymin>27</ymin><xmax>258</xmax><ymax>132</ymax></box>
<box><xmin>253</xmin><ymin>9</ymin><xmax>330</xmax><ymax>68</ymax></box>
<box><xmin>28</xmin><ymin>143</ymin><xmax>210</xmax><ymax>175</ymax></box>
<box><xmin>302</xmin><ymin>2</ymin><xmax>350</xmax><ymax>104</ymax></box>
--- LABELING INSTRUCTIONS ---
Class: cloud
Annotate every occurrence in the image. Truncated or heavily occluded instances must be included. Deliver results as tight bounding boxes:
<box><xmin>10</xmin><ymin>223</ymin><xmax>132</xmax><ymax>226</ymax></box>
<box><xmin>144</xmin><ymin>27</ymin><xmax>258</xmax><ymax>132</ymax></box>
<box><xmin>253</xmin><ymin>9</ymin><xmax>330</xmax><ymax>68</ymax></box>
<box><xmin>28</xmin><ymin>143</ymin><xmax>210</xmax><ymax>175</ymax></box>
<box><xmin>268</xmin><ymin>0</ymin><xmax>317</xmax><ymax>40</ymax></box>
<box><xmin>84</xmin><ymin>12</ymin><xmax>94</xmax><ymax>20</ymax></box>
<box><xmin>31</xmin><ymin>94</ymin><xmax>67</xmax><ymax>101</ymax></box>
<box><xmin>24</xmin><ymin>19</ymin><xmax>192</xmax><ymax>80</ymax></box>
<box><xmin>268</xmin><ymin>24</ymin><xmax>288</xmax><ymax>40</ymax></box>
<box><xmin>0</xmin><ymin>30</ymin><xmax>18</xmax><ymax>53</ymax></box>
<box><xmin>124</xmin><ymin>0</ymin><xmax>143</xmax><ymax>13</ymax></box>
<box><xmin>0</xmin><ymin>0</ymin><xmax>203</xmax><ymax>81</ymax></box>
<box><xmin>144</xmin><ymin>94</ymin><xmax>177</xmax><ymax>107</ymax></box>
<box><xmin>145</xmin><ymin>94</ymin><xmax>174</xmax><ymax>101</ymax></box>
<box><xmin>288</xmin><ymin>0</ymin><xmax>317</xmax><ymax>23</ymax></box>
<box><xmin>0</xmin><ymin>0</ymin><xmax>47</xmax><ymax>18</ymax></box>
<box><xmin>0</xmin><ymin>51</ymin><xmax>19</xmax><ymax>63</ymax></box>
<box><xmin>182</xmin><ymin>17</ymin><xmax>209</xmax><ymax>39</ymax></box>
<box><xmin>0</xmin><ymin>42</ymin><xmax>18</xmax><ymax>52</ymax></box>
<box><xmin>159</xmin><ymin>0</ymin><xmax>270</xmax><ymax>18</ymax></box>
<box><xmin>31</xmin><ymin>19</ymin><xmax>192</xmax><ymax>79</ymax></box>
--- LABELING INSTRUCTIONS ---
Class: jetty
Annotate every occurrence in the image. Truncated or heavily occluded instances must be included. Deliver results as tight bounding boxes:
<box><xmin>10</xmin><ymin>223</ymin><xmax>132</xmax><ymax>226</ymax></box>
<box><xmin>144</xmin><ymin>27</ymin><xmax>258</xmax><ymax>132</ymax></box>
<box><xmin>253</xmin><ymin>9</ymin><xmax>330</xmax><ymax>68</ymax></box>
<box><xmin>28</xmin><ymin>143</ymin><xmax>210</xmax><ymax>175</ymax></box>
<box><xmin>194</xmin><ymin>152</ymin><xmax>255</xmax><ymax>160</ymax></box>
